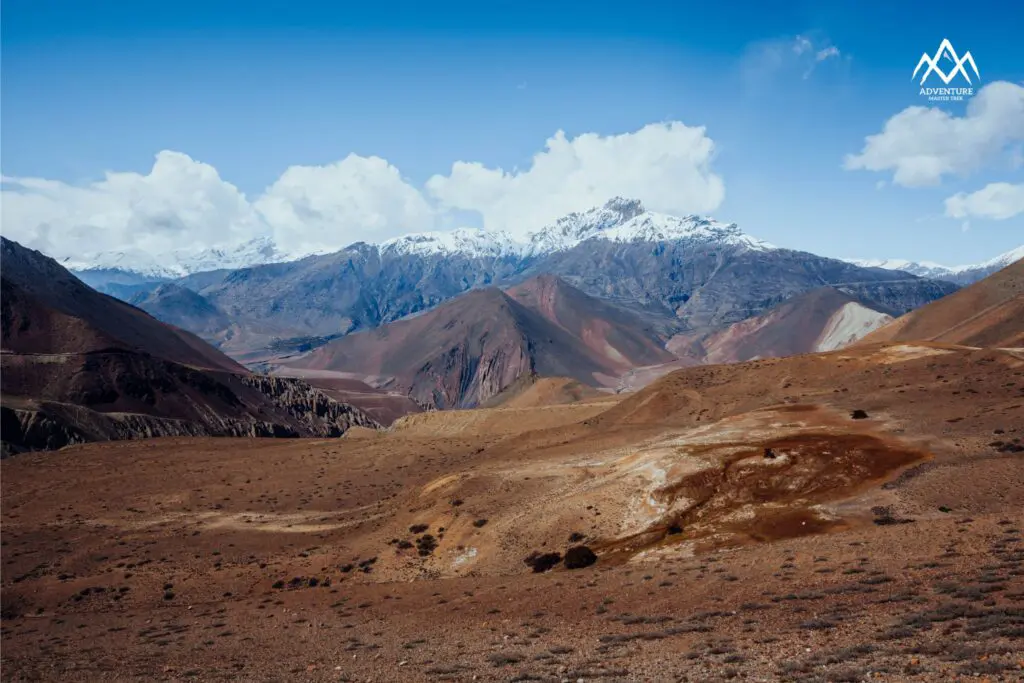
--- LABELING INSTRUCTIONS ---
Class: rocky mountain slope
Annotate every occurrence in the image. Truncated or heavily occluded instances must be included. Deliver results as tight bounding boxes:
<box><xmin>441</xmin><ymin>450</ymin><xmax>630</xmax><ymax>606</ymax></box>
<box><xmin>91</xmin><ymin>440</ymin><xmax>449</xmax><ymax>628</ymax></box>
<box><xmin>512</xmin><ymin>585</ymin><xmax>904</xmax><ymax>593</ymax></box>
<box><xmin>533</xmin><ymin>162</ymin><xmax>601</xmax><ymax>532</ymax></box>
<box><xmin>1</xmin><ymin>238</ymin><xmax>379</xmax><ymax>452</ymax></box>
<box><xmin>128</xmin><ymin>283</ymin><xmax>233</xmax><ymax>340</ymax></box>
<box><xmin>80</xmin><ymin>199</ymin><xmax>956</xmax><ymax>359</ymax></box>
<box><xmin>861</xmin><ymin>258</ymin><xmax>1024</xmax><ymax>348</ymax></box>
<box><xmin>284</xmin><ymin>276</ymin><xmax>676</xmax><ymax>408</ymax></box>
<box><xmin>667</xmin><ymin>287</ymin><xmax>894</xmax><ymax>364</ymax></box>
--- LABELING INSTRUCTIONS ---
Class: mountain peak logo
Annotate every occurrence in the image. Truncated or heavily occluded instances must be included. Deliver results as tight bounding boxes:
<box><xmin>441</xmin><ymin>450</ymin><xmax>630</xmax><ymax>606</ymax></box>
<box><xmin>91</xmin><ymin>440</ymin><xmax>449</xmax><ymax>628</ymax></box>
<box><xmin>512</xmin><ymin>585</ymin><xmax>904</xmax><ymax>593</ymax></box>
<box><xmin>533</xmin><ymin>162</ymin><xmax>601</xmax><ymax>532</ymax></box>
<box><xmin>913</xmin><ymin>39</ymin><xmax>979</xmax><ymax>101</ymax></box>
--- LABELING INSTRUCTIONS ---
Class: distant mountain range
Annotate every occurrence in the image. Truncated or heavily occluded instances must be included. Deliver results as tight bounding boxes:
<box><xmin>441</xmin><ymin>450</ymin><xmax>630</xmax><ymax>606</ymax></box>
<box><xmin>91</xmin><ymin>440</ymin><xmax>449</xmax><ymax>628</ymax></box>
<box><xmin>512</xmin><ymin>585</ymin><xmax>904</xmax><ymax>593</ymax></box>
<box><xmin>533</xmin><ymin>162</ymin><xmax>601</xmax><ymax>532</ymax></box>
<box><xmin>5</xmin><ymin>194</ymin><xmax>1021</xmax><ymax>418</ymax></box>
<box><xmin>844</xmin><ymin>245</ymin><xmax>1024</xmax><ymax>286</ymax></box>
<box><xmin>66</xmin><ymin>199</ymin><xmax>959</xmax><ymax>362</ymax></box>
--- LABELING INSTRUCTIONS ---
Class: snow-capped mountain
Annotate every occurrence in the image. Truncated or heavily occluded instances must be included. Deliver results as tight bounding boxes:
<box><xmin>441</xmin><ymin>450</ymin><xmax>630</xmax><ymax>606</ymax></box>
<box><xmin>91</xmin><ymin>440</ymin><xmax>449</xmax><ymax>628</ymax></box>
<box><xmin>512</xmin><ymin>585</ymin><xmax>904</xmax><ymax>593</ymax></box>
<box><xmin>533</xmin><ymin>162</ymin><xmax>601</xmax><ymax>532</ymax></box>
<box><xmin>383</xmin><ymin>198</ymin><xmax>773</xmax><ymax>259</ymax></box>
<box><xmin>64</xmin><ymin>236</ymin><xmax>293</xmax><ymax>279</ymax></box>
<box><xmin>380</xmin><ymin>227</ymin><xmax>523</xmax><ymax>259</ymax></box>
<box><xmin>846</xmin><ymin>245</ymin><xmax>1024</xmax><ymax>285</ymax></box>
<box><xmin>67</xmin><ymin>198</ymin><xmax>772</xmax><ymax>277</ymax></box>
<box><xmin>524</xmin><ymin>198</ymin><xmax>774</xmax><ymax>255</ymax></box>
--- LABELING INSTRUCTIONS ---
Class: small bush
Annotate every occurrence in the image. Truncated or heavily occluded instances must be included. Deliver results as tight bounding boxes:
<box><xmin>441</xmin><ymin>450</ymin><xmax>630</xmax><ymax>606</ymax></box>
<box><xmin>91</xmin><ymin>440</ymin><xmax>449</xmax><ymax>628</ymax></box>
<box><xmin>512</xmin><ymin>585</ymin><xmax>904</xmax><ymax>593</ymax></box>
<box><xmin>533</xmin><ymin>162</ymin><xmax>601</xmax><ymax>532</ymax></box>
<box><xmin>524</xmin><ymin>551</ymin><xmax>562</xmax><ymax>573</ymax></box>
<box><xmin>564</xmin><ymin>546</ymin><xmax>597</xmax><ymax>569</ymax></box>
<box><xmin>472</xmin><ymin>519</ymin><xmax>488</xmax><ymax>528</ymax></box>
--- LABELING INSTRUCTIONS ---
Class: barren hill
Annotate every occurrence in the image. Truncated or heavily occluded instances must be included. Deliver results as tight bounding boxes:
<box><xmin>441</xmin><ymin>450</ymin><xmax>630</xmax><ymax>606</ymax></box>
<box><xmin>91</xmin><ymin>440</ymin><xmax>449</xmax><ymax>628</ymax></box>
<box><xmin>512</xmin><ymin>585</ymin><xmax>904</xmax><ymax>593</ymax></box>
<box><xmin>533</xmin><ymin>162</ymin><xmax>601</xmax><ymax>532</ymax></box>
<box><xmin>861</xmin><ymin>259</ymin><xmax>1024</xmax><ymax>348</ymax></box>
<box><xmin>0</xmin><ymin>238</ymin><xmax>378</xmax><ymax>452</ymax></box>
<box><xmin>288</xmin><ymin>276</ymin><xmax>676</xmax><ymax>408</ymax></box>
<box><xmin>1</xmin><ymin>238</ymin><xmax>242</xmax><ymax>373</ymax></box>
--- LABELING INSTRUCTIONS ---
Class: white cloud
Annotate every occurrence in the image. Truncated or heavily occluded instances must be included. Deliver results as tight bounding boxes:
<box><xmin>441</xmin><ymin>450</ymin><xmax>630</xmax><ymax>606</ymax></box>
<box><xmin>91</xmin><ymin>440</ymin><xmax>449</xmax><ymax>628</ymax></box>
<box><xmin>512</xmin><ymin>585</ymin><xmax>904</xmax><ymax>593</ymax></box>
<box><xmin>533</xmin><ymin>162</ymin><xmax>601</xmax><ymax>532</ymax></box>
<box><xmin>945</xmin><ymin>182</ymin><xmax>1024</xmax><ymax>220</ymax></box>
<box><xmin>741</xmin><ymin>34</ymin><xmax>843</xmax><ymax>85</ymax></box>
<box><xmin>844</xmin><ymin>81</ymin><xmax>1024</xmax><ymax>187</ymax></box>
<box><xmin>792</xmin><ymin>36</ymin><xmax>813</xmax><ymax>56</ymax></box>
<box><xmin>253</xmin><ymin>155</ymin><xmax>434</xmax><ymax>255</ymax></box>
<box><xmin>816</xmin><ymin>46</ymin><xmax>840</xmax><ymax>62</ymax></box>
<box><xmin>0</xmin><ymin>121</ymin><xmax>726</xmax><ymax>259</ymax></box>
<box><xmin>1</xmin><ymin>151</ymin><xmax>265</xmax><ymax>260</ymax></box>
<box><xmin>425</xmin><ymin>122</ymin><xmax>725</xmax><ymax>238</ymax></box>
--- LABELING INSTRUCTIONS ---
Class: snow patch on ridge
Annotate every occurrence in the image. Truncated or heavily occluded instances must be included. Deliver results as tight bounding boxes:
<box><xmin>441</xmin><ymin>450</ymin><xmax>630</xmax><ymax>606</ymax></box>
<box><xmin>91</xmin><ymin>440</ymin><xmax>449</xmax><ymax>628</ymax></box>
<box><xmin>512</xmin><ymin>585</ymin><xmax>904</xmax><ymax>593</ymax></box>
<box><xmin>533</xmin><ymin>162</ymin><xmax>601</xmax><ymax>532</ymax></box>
<box><xmin>845</xmin><ymin>245</ymin><xmax>1024</xmax><ymax>280</ymax></box>
<box><xmin>380</xmin><ymin>227</ymin><xmax>521</xmax><ymax>258</ymax></box>
<box><xmin>64</xmin><ymin>236</ymin><xmax>298</xmax><ymax>279</ymax></box>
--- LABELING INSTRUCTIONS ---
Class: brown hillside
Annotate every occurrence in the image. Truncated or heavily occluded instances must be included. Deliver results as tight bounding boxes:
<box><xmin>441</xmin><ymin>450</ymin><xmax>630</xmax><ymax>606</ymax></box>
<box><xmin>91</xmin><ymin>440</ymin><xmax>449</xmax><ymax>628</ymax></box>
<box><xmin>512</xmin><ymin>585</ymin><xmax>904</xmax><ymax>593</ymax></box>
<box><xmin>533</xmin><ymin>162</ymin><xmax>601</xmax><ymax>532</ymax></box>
<box><xmin>1</xmin><ymin>238</ymin><xmax>243</xmax><ymax>373</ymax></box>
<box><xmin>861</xmin><ymin>259</ymin><xmax>1023</xmax><ymax>347</ymax></box>
<box><xmin>288</xmin><ymin>276</ymin><xmax>675</xmax><ymax>408</ymax></box>
<box><xmin>0</xmin><ymin>239</ymin><xmax>379</xmax><ymax>451</ymax></box>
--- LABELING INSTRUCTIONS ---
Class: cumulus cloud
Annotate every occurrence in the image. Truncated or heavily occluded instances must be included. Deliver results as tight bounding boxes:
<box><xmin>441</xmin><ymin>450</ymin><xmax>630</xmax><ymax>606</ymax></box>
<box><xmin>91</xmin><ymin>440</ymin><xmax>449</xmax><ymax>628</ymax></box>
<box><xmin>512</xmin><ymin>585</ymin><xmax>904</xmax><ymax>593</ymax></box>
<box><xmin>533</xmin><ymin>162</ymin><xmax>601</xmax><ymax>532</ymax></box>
<box><xmin>1</xmin><ymin>151</ymin><xmax>265</xmax><ymax>259</ymax></box>
<box><xmin>253</xmin><ymin>155</ymin><xmax>434</xmax><ymax>254</ymax></box>
<box><xmin>945</xmin><ymin>182</ymin><xmax>1024</xmax><ymax>220</ymax></box>
<box><xmin>844</xmin><ymin>81</ymin><xmax>1024</xmax><ymax>187</ymax></box>
<box><xmin>0</xmin><ymin>121</ymin><xmax>726</xmax><ymax>260</ymax></box>
<box><xmin>425</xmin><ymin>122</ymin><xmax>724</xmax><ymax>238</ymax></box>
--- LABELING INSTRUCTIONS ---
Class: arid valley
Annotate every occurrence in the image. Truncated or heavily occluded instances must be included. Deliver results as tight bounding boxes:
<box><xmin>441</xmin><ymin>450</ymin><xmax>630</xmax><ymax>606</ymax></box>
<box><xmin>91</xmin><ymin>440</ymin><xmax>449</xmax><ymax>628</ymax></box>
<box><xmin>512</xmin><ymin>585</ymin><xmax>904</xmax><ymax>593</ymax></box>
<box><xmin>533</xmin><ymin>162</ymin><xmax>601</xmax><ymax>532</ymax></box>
<box><xmin>4</xmin><ymin>325</ymin><xmax>1024</xmax><ymax>680</ymax></box>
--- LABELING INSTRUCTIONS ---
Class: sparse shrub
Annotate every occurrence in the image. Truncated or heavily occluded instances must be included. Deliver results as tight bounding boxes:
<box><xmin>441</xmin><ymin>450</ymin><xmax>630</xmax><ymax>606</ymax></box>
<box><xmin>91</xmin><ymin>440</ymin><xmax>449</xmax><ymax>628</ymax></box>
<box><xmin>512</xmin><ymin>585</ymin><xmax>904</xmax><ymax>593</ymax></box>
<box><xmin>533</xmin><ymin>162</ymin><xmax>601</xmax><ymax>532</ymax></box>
<box><xmin>409</xmin><ymin>524</ymin><xmax>429</xmax><ymax>533</ymax></box>
<box><xmin>564</xmin><ymin>546</ymin><xmax>597</xmax><ymax>569</ymax></box>
<box><xmin>472</xmin><ymin>519</ymin><xmax>488</xmax><ymax>528</ymax></box>
<box><xmin>416</xmin><ymin>535</ymin><xmax>437</xmax><ymax>557</ymax></box>
<box><xmin>524</xmin><ymin>551</ymin><xmax>562</xmax><ymax>573</ymax></box>
<box><xmin>851</xmin><ymin>409</ymin><xmax>869</xmax><ymax>419</ymax></box>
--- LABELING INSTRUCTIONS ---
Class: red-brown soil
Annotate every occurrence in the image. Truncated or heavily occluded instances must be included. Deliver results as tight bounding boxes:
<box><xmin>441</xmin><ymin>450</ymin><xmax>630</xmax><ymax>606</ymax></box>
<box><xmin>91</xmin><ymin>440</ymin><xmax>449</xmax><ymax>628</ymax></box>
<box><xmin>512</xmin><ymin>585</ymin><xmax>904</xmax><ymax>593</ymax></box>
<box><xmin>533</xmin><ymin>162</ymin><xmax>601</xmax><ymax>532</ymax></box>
<box><xmin>3</xmin><ymin>340</ymin><xmax>1022</xmax><ymax>681</ymax></box>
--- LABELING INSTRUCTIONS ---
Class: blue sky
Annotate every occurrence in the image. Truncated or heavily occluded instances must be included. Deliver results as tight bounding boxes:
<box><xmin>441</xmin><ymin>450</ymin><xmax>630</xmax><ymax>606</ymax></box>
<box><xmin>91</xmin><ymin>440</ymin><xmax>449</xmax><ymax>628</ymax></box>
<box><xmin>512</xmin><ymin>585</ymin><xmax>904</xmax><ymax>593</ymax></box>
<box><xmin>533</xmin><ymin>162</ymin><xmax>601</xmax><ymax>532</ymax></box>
<box><xmin>2</xmin><ymin>0</ymin><xmax>1022</xmax><ymax>264</ymax></box>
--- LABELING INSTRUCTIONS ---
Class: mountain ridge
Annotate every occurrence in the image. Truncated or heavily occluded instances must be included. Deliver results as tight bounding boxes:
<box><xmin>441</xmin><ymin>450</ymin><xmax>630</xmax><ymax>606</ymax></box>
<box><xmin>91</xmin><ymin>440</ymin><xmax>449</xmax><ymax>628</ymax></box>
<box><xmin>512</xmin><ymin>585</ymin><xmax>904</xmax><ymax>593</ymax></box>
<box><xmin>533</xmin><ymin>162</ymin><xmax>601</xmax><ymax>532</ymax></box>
<box><xmin>284</xmin><ymin>275</ymin><xmax>675</xmax><ymax>408</ymax></box>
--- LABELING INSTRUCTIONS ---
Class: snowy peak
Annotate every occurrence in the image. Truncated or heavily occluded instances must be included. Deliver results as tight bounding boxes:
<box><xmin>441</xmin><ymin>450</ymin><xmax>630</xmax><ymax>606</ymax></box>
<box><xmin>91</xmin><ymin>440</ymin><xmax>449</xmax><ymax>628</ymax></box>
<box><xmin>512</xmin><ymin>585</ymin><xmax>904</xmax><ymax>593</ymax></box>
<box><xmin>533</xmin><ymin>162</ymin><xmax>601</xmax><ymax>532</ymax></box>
<box><xmin>65</xmin><ymin>236</ymin><xmax>292</xmax><ymax>279</ymax></box>
<box><xmin>380</xmin><ymin>227</ymin><xmax>521</xmax><ymax>259</ymax></box>
<box><xmin>525</xmin><ymin>197</ymin><xmax>772</xmax><ymax>255</ymax></box>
